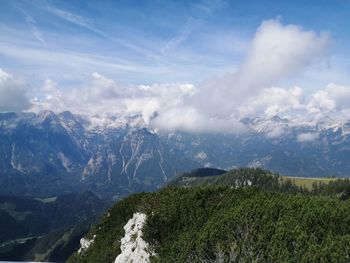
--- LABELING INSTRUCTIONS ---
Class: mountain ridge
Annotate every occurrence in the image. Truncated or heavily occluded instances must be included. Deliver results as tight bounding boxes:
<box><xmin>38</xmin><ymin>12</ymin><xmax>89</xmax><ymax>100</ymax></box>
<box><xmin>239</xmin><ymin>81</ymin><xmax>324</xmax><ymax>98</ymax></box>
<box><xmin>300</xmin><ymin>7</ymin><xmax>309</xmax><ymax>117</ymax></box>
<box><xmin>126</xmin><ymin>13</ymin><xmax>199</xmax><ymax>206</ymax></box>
<box><xmin>69</xmin><ymin>168</ymin><xmax>350</xmax><ymax>263</ymax></box>
<box><xmin>2</xmin><ymin>110</ymin><xmax>350</xmax><ymax>199</ymax></box>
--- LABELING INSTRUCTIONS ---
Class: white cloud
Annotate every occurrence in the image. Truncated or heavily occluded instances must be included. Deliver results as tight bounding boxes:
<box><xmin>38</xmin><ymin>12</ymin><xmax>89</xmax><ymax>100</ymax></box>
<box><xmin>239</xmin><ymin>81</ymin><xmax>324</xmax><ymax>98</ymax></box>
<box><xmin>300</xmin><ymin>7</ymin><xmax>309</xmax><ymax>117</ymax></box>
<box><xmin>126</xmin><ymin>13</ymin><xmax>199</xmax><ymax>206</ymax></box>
<box><xmin>89</xmin><ymin>72</ymin><xmax>127</xmax><ymax>100</ymax></box>
<box><xmin>0</xmin><ymin>69</ymin><xmax>31</xmax><ymax>112</ymax></box>
<box><xmin>307</xmin><ymin>83</ymin><xmax>350</xmax><ymax>116</ymax></box>
<box><xmin>31</xmin><ymin>73</ymin><xmax>127</xmax><ymax>115</ymax></box>
<box><xmin>29</xmin><ymin>73</ymin><xmax>246</xmax><ymax>133</ymax></box>
<box><xmin>238</xmin><ymin>19</ymin><xmax>329</xmax><ymax>91</ymax></box>
<box><xmin>26</xmin><ymin>74</ymin><xmax>350</xmax><ymax>133</ymax></box>
<box><xmin>324</xmin><ymin>83</ymin><xmax>350</xmax><ymax>110</ymax></box>
<box><xmin>31</xmin><ymin>79</ymin><xmax>64</xmax><ymax>112</ymax></box>
<box><xmin>0</xmin><ymin>69</ymin><xmax>11</xmax><ymax>81</ymax></box>
<box><xmin>45</xmin><ymin>6</ymin><xmax>99</xmax><ymax>35</ymax></box>
<box><xmin>265</xmin><ymin>126</ymin><xmax>285</xmax><ymax>139</ymax></box>
<box><xmin>307</xmin><ymin>90</ymin><xmax>335</xmax><ymax>113</ymax></box>
<box><xmin>297</xmin><ymin>132</ymin><xmax>319</xmax><ymax>142</ymax></box>
<box><xmin>125</xmin><ymin>98</ymin><xmax>160</xmax><ymax>124</ymax></box>
<box><xmin>240</xmin><ymin>86</ymin><xmax>304</xmax><ymax>117</ymax></box>
<box><xmin>12</xmin><ymin>19</ymin><xmax>342</xmax><ymax>134</ymax></box>
<box><xmin>193</xmin><ymin>18</ymin><xmax>329</xmax><ymax>117</ymax></box>
<box><xmin>151</xmin><ymin>107</ymin><xmax>246</xmax><ymax>133</ymax></box>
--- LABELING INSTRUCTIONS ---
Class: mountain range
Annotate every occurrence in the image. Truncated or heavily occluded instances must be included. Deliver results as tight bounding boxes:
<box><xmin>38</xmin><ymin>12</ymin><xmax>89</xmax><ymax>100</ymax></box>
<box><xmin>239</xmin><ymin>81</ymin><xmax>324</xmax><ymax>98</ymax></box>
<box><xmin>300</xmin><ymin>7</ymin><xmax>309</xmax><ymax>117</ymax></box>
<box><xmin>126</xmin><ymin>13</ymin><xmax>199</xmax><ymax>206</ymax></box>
<box><xmin>1</xmin><ymin>111</ymin><xmax>350</xmax><ymax>199</ymax></box>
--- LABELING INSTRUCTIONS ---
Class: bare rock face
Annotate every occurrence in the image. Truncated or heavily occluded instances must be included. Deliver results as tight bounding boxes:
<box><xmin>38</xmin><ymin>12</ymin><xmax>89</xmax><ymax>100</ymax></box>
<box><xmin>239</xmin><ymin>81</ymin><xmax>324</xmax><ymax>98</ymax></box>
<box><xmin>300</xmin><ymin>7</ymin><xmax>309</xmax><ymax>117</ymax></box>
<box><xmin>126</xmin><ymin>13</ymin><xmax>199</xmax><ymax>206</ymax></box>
<box><xmin>2</xmin><ymin>111</ymin><xmax>350</xmax><ymax>199</ymax></box>
<box><xmin>78</xmin><ymin>235</ymin><xmax>96</xmax><ymax>254</ymax></box>
<box><xmin>0</xmin><ymin>111</ymin><xmax>197</xmax><ymax>198</ymax></box>
<box><xmin>114</xmin><ymin>212</ymin><xmax>154</xmax><ymax>263</ymax></box>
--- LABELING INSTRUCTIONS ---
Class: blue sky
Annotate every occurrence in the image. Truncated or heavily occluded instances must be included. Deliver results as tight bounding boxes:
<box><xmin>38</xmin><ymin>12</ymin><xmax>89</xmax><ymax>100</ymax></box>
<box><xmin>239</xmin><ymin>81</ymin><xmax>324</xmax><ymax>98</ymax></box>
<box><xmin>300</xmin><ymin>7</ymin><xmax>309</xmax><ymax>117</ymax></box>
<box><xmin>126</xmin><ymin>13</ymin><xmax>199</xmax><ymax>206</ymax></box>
<box><xmin>1</xmin><ymin>0</ymin><xmax>350</xmax><ymax>86</ymax></box>
<box><xmin>1</xmin><ymin>0</ymin><xmax>350</xmax><ymax>133</ymax></box>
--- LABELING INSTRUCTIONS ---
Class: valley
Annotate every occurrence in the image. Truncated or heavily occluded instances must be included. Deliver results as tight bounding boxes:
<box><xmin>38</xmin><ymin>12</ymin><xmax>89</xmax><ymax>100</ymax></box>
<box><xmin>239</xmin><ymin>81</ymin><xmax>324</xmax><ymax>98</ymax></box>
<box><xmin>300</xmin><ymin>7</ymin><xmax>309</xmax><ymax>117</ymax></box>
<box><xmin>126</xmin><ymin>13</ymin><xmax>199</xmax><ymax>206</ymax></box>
<box><xmin>0</xmin><ymin>191</ymin><xmax>107</xmax><ymax>262</ymax></box>
<box><xmin>2</xmin><ymin>1</ymin><xmax>350</xmax><ymax>261</ymax></box>
<box><xmin>2</xmin><ymin>111</ymin><xmax>350</xmax><ymax>262</ymax></box>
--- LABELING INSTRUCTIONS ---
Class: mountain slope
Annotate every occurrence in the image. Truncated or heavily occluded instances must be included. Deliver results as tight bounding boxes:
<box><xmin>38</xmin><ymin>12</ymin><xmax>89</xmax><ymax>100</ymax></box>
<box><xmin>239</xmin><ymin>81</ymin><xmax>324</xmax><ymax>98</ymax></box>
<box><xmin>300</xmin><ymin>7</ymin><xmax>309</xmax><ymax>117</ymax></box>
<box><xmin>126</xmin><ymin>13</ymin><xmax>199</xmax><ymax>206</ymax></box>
<box><xmin>162</xmin><ymin>115</ymin><xmax>350</xmax><ymax>177</ymax></box>
<box><xmin>69</xmin><ymin>184</ymin><xmax>350</xmax><ymax>262</ymax></box>
<box><xmin>0</xmin><ymin>218</ymin><xmax>95</xmax><ymax>262</ymax></box>
<box><xmin>169</xmin><ymin>167</ymin><xmax>304</xmax><ymax>193</ymax></box>
<box><xmin>0</xmin><ymin>191</ymin><xmax>107</xmax><ymax>262</ymax></box>
<box><xmin>0</xmin><ymin>111</ymin><xmax>198</xmax><ymax>199</ymax></box>
<box><xmin>2</xmin><ymin>111</ymin><xmax>350</xmax><ymax>200</ymax></box>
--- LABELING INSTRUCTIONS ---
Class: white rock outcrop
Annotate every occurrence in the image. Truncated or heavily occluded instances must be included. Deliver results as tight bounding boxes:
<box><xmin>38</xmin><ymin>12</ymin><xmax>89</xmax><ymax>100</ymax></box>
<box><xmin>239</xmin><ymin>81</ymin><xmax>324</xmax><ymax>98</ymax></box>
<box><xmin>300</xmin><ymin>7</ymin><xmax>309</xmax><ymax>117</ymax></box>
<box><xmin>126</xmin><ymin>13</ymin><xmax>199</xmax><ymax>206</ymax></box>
<box><xmin>114</xmin><ymin>212</ymin><xmax>154</xmax><ymax>263</ymax></box>
<box><xmin>78</xmin><ymin>235</ymin><xmax>96</xmax><ymax>254</ymax></box>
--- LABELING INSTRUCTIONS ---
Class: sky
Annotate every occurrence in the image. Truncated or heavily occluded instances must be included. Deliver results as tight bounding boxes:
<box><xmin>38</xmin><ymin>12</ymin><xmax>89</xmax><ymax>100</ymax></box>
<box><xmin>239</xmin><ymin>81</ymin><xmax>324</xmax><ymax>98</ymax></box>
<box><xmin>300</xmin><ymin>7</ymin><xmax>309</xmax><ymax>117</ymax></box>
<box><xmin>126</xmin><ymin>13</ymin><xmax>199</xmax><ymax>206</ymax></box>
<box><xmin>1</xmin><ymin>0</ymin><xmax>350</xmax><ymax>133</ymax></box>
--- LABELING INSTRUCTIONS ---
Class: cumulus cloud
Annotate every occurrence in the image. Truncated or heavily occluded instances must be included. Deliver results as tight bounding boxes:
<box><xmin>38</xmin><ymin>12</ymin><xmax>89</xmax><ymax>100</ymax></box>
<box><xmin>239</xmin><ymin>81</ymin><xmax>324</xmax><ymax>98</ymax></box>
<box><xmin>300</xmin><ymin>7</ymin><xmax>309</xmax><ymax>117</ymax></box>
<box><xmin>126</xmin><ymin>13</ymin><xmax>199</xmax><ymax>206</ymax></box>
<box><xmin>147</xmin><ymin>19</ymin><xmax>330</xmax><ymax>132</ymax></box>
<box><xmin>193</xmin><ymin>19</ymin><xmax>329</xmax><ymax>116</ymax></box>
<box><xmin>307</xmin><ymin>83</ymin><xmax>350</xmax><ymax>114</ymax></box>
<box><xmin>23</xmin><ymin>19</ymin><xmax>340</xmax><ymax>134</ymax></box>
<box><xmin>238</xmin><ymin>19</ymin><xmax>329</xmax><ymax>91</ymax></box>
<box><xmin>240</xmin><ymin>86</ymin><xmax>304</xmax><ymax>117</ymax></box>
<box><xmin>31</xmin><ymin>79</ymin><xmax>66</xmax><ymax>113</ymax></box>
<box><xmin>89</xmin><ymin>72</ymin><xmax>127</xmax><ymax>100</ymax></box>
<box><xmin>297</xmin><ymin>132</ymin><xmax>319</xmax><ymax>142</ymax></box>
<box><xmin>29</xmin><ymin>73</ymin><xmax>247</xmax><ymax>133</ymax></box>
<box><xmin>0</xmin><ymin>69</ymin><xmax>31</xmax><ymax>112</ymax></box>
<box><xmin>125</xmin><ymin>83</ymin><xmax>195</xmax><ymax>125</ymax></box>
<box><xmin>265</xmin><ymin>126</ymin><xmax>286</xmax><ymax>139</ymax></box>
<box><xmin>31</xmin><ymin>73</ymin><xmax>126</xmax><ymax>116</ymax></box>
<box><xmin>151</xmin><ymin>107</ymin><xmax>246</xmax><ymax>133</ymax></box>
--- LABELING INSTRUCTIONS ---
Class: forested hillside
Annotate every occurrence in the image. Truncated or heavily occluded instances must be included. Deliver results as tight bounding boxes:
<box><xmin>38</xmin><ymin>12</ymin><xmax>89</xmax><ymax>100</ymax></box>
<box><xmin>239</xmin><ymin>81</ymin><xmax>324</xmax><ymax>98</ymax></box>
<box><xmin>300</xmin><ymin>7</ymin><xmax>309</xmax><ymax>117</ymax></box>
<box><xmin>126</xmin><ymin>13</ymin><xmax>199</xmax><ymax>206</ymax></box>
<box><xmin>69</xmin><ymin>168</ymin><xmax>350</xmax><ymax>263</ymax></box>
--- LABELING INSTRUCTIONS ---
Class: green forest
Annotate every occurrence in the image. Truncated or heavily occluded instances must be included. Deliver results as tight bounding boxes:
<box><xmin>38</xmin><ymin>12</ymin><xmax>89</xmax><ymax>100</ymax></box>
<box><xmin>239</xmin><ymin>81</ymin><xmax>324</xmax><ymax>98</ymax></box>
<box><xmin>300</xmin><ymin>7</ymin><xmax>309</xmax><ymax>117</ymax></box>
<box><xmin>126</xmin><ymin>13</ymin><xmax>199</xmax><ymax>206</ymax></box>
<box><xmin>70</xmin><ymin>168</ymin><xmax>350</xmax><ymax>263</ymax></box>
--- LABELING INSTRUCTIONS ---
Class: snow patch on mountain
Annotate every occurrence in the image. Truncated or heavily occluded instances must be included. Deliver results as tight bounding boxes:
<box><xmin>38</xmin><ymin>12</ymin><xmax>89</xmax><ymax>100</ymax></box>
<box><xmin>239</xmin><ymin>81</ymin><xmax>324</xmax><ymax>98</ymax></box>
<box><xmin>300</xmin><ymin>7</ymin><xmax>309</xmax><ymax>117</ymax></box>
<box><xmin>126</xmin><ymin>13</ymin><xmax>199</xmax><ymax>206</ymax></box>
<box><xmin>107</xmin><ymin>152</ymin><xmax>118</xmax><ymax>182</ymax></box>
<box><xmin>114</xmin><ymin>212</ymin><xmax>154</xmax><ymax>263</ymax></box>
<box><xmin>244</xmin><ymin>115</ymin><xmax>348</xmax><ymax>139</ymax></box>
<box><xmin>11</xmin><ymin>143</ymin><xmax>27</xmax><ymax>173</ymax></box>
<box><xmin>194</xmin><ymin>151</ymin><xmax>208</xmax><ymax>161</ymax></box>
<box><xmin>157</xmin><ymin>149</ymin><xmax>167</xmax><ymax>180</ymax></box>
<box><xmin>58</xmin><ymin>152</ymin><xmax>72</xmax><ymax>171</ymax></box>
<box><xmin>83</xmin><ymin>154</ymin><xmax>105</xmax><ymax>178</ymax></box>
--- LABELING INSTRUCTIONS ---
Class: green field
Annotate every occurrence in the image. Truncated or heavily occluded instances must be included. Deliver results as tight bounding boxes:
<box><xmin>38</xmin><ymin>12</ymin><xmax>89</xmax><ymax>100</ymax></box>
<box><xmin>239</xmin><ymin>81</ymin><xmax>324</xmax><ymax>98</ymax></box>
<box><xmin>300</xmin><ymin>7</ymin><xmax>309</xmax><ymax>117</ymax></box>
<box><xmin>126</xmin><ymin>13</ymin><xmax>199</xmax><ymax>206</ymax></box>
<box><xmin>35</xmin><ymin>196</ymin><xmax>57</xmax><ymax>203</ymax></box>
<box><xmin>280</xmin><ymin>176</ymin><xmax>341</xmax><ymax>190</ymax></box>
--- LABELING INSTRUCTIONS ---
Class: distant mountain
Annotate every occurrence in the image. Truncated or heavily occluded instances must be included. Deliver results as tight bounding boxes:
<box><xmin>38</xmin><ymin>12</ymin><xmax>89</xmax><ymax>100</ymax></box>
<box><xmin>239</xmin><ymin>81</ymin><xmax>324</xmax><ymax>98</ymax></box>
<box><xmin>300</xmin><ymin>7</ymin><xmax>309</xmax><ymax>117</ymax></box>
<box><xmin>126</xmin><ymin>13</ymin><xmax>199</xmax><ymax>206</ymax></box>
<box><xmin>1</xmin><ymin>111</ymin><xmax>350</xmax><ymax>199</ymax></box>
<box><xmin>164</xmin><ymin>115</ymin><xmax>350</xmax><ymax>177</ymax></box>
<box><xmin>0</xmin><ymin>111</ymin><xmax>198</xmax><ymax>199</ymax></box>
<box><xmin>0</xmin><ymin>191</ymin><xmax>106</xmax><ymax>262</ymax></box>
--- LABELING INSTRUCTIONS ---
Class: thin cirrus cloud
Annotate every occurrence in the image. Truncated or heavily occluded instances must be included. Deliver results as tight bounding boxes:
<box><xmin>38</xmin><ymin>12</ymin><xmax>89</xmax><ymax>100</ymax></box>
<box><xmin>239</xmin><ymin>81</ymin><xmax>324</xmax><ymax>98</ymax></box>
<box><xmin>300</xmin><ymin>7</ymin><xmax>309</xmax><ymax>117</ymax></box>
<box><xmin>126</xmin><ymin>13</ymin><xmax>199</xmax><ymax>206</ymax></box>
<box><xmin>0</xmin><ymin>0</ymin><xmax>249</xmax><ymax>83</ymax></box>
<box><xmin>18</xmin><ymin>7</ymin><xmax>46</xmax><ymax>45</ymax></box>
<box><xmin>43</xmin><ymin>4</ymin><xmax>186</xmax><ymax>66</ymax></box>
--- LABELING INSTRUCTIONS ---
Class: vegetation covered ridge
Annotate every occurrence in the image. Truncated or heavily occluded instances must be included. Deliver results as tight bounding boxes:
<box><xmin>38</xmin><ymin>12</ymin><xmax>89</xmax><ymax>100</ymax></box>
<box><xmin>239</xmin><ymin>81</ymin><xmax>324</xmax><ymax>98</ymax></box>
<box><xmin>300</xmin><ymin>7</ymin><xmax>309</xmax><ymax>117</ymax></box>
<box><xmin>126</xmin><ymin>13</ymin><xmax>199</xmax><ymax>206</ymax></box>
<box><xmin>70</xmin><ymin>168</ymin><xmax>350</xmax><ymax>263</ymax></box>
<box><xmin>171</xmin><ymin>167</ymin><xmax>350</xmax><ymax>198</ymax></box>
